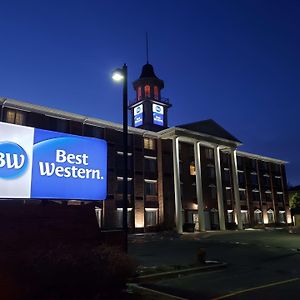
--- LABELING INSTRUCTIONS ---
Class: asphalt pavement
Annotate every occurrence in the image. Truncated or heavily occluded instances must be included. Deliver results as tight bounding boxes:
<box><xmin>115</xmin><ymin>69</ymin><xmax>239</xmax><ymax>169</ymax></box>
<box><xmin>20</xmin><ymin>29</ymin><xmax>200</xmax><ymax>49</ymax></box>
<box><xmin>129</xmin><ymin>228</ymin><xmax>300</xmax><ymax>299</ymax></box>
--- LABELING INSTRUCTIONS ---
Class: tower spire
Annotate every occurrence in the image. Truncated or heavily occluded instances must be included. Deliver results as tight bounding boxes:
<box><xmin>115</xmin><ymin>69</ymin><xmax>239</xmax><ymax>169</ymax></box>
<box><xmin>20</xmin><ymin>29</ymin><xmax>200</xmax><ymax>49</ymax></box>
<box><xmin>146</xmin><ymin>32</ymin><xmax>149</xmax><ymax>64</ymax></box>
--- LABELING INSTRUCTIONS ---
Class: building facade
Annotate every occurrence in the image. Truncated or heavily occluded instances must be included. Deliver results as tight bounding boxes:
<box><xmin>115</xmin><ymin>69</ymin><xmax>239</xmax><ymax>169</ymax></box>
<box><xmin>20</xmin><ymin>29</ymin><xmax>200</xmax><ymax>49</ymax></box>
<box><xmin>0</xmin><ymin>63</ymin><xmax>291</xmax><ymax>232</ymax></box>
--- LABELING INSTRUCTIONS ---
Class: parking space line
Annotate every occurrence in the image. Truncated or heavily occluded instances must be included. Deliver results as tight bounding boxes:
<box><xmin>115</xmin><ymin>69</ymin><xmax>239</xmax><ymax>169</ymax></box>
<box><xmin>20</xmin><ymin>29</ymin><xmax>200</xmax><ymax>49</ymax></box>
<box><xmin>212</xmin><ymin>277</ymin><xmax>300</xmax><ymax>299</ymax></box>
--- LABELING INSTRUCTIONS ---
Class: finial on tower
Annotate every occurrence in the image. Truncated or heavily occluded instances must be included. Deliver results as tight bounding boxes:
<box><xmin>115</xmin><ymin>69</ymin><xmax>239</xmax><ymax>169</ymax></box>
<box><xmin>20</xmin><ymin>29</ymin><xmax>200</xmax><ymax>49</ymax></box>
<box><xmin>146</xmin><ymin>32</ymin><xmax>149</xmax><ymax>64</ymax></box>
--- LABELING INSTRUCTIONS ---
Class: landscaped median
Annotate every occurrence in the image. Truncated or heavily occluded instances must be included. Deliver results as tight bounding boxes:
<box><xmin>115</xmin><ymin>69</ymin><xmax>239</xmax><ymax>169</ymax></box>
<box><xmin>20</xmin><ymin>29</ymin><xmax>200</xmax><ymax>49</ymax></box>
<box><xmin>131</xmin><ymin>261</ymin><xmax>227</xmax><ymax>283</ymax></box>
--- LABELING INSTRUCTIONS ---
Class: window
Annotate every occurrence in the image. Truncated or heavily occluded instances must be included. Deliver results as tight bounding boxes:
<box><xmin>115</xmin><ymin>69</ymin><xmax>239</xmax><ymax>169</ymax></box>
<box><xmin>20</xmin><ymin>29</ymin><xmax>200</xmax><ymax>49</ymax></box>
<box><xmin>145</xmin><ymin>208</ymin><xmax>158</xmax><ymax>226</ymax></box>
<box><xmin>205</xmin><ymin>148</ymin><xmax>214</xmax><ymax>159</ymax></box>
<box><xmin>145</xmin><ymin>180</ymin><xmax>157</xmax><ymax>196</ymax></box>
<box><xmin>154</xmin><ymin>86</ymin><xmax>159</xmax><ymax>99</ymax></box>
<box><xmin>250</xmin><ymin>173</ymin><xmax>258</xmax><ymax>185</ymax></box>
<box><xmin>263</xmin><ymin>175</ymin><xmax>270</xmax><ymax>186</ymax></box>
<box><xmin>252</xmin><ymin>190</ymin><xmax>260</xmax><ymax>201</ymax></box>
<box><xmin>145</xmin><ymin>85</ymin><xmax>150</xmax><ymax>97</ymax></box>
<box><xmin>190</xmin><ymin>161</ymin><xmax>196</xmax><ymax>175</ymax></box>
<box><xmin>137</xmin><ymin>86</ymin><xmax>142</xmax><ymax>100</ymax></box>
<box><xmin>84</xmin><ymin>125</ymin><xmax>104</xmax><ymax>138</ymax></box>
<box><xmin>251</xmin><ymin>159</ymin><xmax>256</xmax><ymax>170</ymax></box>
<box><xmin>238</xmin><ymin>171</ymin><xmax>245</xmax><ymax>185</ymax></box>
<box><xmin>241</xmin><ymin>210</ymin><xmax>249</xmax><ymax>224</ymax></box>
<box><xmin>265</xmin><ymin>191</ymin><xmax>272</xmax><ymax>202</ymax></box>
<box><xmin>254</xmin><ymin>209</ymin><xmax>263</xmax><ymax>224</ymax></box>
<box><xmin>276</xmin><ymin>192</ymin><xmax>284</xmax><ymax>203</ymax></box>
<box><xmin>226</xmin><ymin>188</ymin><xmax>232</xmax><ymax>201</ymax></box>
<box><xmin>207</xmin><ymin>165</ymin><xmax>215</xmax><ymax>179</ymax></box>
<box><xmin>145</xmin><ymin>156</ymin><xmax>157</xmax><ymax>173</ymax></box>
<box><xmin>237</xmin><ymin>156</ymin><xmax>243</xmax><ymax>169</ymax></box>
<box><xmin>115</xmin><ymin>208</ymin><xmax>132</xmax><ymax>228</ymax></box>
<box><xmin>116</xmin><ymin>177</ymin><xmax>132</xmax><ymax>194</ymax></box>
<box><xmin>209</xmin><ymin>185</ymin><xmax>217</xmax><ymax>200</ymax></box>
<box><xmin>227</xmin><ymin>210</ymin><xmax>234</xmax><ymax>223</ymax></box>
<box><xmin>274</xmin><ymin>176</ymin><xmax>282</xmax><ymax>187</ymax></box>
<box><xmin>116</xmin><ymin>152</ymin><xmax>133</xmax><ymax>171</ymax></box>
<box><xmin>239</xmin><ymin>189</ymin><xmax>246</xmax><ymax>201</ymax></box>
<box><xmin>144</xmin><ymin>137</ymin><xmax>156</xmax><ymax>150</ymax></box>
<box><xmin>279</xmin><ymin>211</ymin><xmax>286</xmax><ymax>223</ymax></box>
<box><xmin>5</xmin><ymin>109</ymin><xmax>26</xmax><ymax>125</ymax></box>
<box><xmin>267</xmin><ymin>209</ymin><xmax>275</xmax><ymax>223</ymax></box>
<box><xmin>224</xmin><ymin>169</ymin><xmax>231</xmax><ymax>183</ymax></box>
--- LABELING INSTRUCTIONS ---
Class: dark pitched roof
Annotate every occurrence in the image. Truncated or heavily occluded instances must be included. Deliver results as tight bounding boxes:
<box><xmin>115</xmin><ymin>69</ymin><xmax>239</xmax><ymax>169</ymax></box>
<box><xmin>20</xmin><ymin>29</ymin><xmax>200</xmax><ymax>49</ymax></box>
<box><xmin>177</xmin><ymin>119</ymin><xmax>242</xmax><ymax>143</ymax></box>
<box><xmin>139</xmin><ymin>63</ymin><xmax>158</xmax><ymax>79</ymax></box>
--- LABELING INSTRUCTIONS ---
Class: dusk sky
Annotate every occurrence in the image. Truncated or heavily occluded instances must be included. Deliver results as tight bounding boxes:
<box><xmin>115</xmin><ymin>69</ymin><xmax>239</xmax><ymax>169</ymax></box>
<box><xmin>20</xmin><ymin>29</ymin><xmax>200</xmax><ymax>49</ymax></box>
<box><xmin>0</xmin><ymin>0</ymin><xmax>299</xmax><ymax>185</ymax></box>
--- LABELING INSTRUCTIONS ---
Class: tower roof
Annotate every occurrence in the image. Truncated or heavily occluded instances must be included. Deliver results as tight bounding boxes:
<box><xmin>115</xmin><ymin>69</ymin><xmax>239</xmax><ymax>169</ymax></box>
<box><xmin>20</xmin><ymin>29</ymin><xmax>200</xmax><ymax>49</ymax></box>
<box><xmin>139</xmin><ymin>63</ymin><xmax>158</xmax><ymax>79</ymax></box>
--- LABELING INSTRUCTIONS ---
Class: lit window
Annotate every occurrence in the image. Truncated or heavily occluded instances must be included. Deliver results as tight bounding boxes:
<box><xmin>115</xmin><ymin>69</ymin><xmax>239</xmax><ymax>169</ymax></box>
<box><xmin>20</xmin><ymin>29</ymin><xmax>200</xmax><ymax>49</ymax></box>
<box><xmin>145</xmin><ymin>208</ymin><xmax>158</xmax><ymax>226</ymax></box>
<box><xmin>5</xmin><ymin>109</ymin><xmax>26</xmax><ymax>125</ymax></box>
<box><xmin>190</xmin><ymin>161</ymin><xmax>196</xmax><ymax>175</ymax></box>
<box><xmin>279</xmin><ymin>211</ymin><xmax>286</xmax><ymax>223</ymax></box>
<box><xmin>144</xmin><ymin>137</ymin><xmax>155</xmax><ymax>150</ymax></box>
<box><xmin>254</xmin><ymin>209</ymin><xmax>263</xmax><ymax>224</ymax></box>
<box><xmin>267</xmin><ymin>209</ymin><xmax>275</xmax><ymax>223</ymax></box>
<box><xmin>154</xmin><ymin>86</ymin><xmax>159</xmax><ymax>99</ymax></box>
<box><xmin>145</xmin><ymin>85</ymin><xmax>150</xmax><ymax>97</ymax></box>
<box><xmin>241</xmin><ymin>210</ymin><xmax>249</xmax><ymax>224</ymax></box>
<box><xmin>137</xmin><ymin>86</ymin><xmax>142</xmax><ymax>100</ymax></box>
<box><xmin>115</xmin><ymin>208</ymin><xmax>133</xmax><ymax>228</ymax></box>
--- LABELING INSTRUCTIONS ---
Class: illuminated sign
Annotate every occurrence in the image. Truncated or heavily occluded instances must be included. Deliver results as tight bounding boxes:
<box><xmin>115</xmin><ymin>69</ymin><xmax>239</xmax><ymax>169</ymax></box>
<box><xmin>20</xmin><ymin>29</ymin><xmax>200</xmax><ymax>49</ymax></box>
<box><xmin>153</xmin><ymin>104</ymin><xmax>164</xmax><ymax>126</ymax></box>
<box><xmin>0</xmin><ymin>122</ymin><xmax>107</xmax><ymax>200</ymax></box>
<box><xmin>134</xmin><ymin>104</ymin><xmax>143</xmax><ymax>127</ymax></box>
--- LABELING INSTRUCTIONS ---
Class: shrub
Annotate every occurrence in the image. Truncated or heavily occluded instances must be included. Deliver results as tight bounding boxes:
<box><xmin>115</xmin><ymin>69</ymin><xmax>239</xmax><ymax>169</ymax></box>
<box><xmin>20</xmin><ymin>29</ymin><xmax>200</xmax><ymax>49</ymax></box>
<box><xmin>10</xmin><ymin>243</ymin><xmax>136</xmax><ymax>300</ymax></box>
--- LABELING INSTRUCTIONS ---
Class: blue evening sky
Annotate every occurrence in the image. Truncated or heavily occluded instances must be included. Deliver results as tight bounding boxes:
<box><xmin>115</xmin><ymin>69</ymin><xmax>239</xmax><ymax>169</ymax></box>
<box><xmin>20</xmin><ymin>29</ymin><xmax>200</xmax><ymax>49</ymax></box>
<box><xmin>0</xmin><ymin>0</ymin><xmax>299</xmax><ymax>185</ymax></box>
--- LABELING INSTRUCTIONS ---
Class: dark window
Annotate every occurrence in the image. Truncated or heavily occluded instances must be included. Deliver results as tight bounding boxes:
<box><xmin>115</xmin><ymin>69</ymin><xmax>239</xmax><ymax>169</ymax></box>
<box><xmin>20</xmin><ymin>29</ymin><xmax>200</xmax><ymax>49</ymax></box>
<box><xmin>207</xmin><ymin>165</ymin><xmax>215</xmax><ymax>179</ymax></box>
<box><xmin>69</xmin><ymin>121</ymin><xmax>82</xmax><ymax>135</ymax></box>
<box><xmin>238</xmin><ymin>172</ymin><xmax>245</xmax><ymax>185</ymax></box>
<box><xmin>145</xmin><ymin>157</ymin><xmax>157</xmax><ymax>173</ymax></box>
<box><xmin>251</xmin><ymin>159</ymin><xmax>256</xmax><ymax>170</ymax></box>
<box><xmin>116</xmin><ymin>178</ymin><xmax>132</xmax><ymax>194</ymax></box>
<box><xmin>239</xmin><ymin>190</ymin><xmax>246</xmax><ymax>201</ymax></box>
<box><xmin>205</xmin><ymin>148</ymin><xmax>214</xmax><ymax>159</ymax></box>
<box><xmin>224</xmin><ymin>169</ymin><xmax>231</xmax><ymax>184</ymax></box>
<box><xmin>277</xmin><ymin>193</ymin><xmax>284</xmax><ymax>203</ymax></box>
<box><xmin>252</xmin><ymin>191</ymin><xmax>260</xmax><ymax>201</ymax></box>
<box><xmin>250</xmin><ymin>174</ymin><xmax>258</xmax><ymax>185</ymax></box>
<box><xmin>210</xmin><ymin>186</ymin><xmax>217</xmax><ymax>200</ymax></box>
<box><xmin>145</xmin><ymin>181</ymin><xmax>157</xmax><ymax>196</ymax></box>
<box><xmin>263</xmin><ymin>175</ymin><xmax>270</xmax><ymax>186</ymax></box>
<box><xmin>226</xmin><ymin>189</ymin><xmax>232</xmax><ymax>200</ymax></box>
<box><xmin>84</xmin><ymin>125</ymin><xmax>104</xmax><ymax>138</ymax></box>
<box><xmin>265</xmin><ymin>192</ymin><xmax>272</xmax><ymax>202</ymax></box>
<box><xmin>237</xmin><ymin>156</ymin><xmax>243</xmax><ymax>169</ymax></box>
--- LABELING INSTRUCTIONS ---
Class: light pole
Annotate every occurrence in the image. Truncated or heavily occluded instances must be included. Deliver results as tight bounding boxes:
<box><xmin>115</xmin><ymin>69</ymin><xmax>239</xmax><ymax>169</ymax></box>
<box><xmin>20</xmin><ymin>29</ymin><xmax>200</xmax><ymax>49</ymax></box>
<box><xmin>112</xmin><ymin>64</ymin><xmax>128</xmax><ymax>252</ymax></box>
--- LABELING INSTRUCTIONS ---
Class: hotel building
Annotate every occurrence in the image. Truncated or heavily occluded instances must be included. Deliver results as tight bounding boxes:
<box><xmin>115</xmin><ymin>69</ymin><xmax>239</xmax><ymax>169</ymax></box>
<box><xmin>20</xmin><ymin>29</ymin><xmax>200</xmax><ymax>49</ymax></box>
<box><xmin>0</xmin><ymin>63</ymin><xmax>291</xmax><ymax>232</ymax></box>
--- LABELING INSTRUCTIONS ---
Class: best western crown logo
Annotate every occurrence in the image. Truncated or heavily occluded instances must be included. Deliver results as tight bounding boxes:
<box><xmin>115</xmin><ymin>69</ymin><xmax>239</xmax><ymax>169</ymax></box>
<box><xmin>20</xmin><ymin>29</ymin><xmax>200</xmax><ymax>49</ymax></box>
<box><xmin>0</xmin><ymin>142</ymin><xmax>28</xmax><ymax>179</ymax></box>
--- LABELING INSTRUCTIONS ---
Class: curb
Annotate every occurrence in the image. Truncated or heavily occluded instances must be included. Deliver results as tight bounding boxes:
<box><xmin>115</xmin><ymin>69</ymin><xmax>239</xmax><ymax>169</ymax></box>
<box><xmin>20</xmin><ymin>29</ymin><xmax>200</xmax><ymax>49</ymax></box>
<box><xmin>132</xmin><ymin>262</ymin><xmax>227</xmax><ymax>283</ymax></box>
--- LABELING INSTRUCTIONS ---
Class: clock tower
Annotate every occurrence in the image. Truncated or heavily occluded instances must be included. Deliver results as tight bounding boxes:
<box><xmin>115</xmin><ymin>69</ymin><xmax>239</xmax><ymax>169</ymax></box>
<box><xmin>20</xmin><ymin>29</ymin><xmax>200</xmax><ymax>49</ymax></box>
<box><xmin>129</xmin><ymin>63</ymin><xmax>171</xmax><ymax>132</ymax></box>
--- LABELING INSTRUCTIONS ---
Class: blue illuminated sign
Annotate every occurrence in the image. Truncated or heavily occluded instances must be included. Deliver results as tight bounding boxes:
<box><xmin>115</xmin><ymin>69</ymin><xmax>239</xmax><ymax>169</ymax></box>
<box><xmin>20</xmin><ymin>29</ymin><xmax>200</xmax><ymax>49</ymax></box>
<box><xmin>153</xmin><ymin>104</ymin><xmax>164</xmax><ymax>126</ymax></box>
<box><xmin>134</xmin><ymin>104</ymin><xmax>143</xmax><ymax>127</ymax></box>
<box><xmin>0</xmin><ymin>122</ymin><xmax>107</xmax><ymax>200</ymax></box>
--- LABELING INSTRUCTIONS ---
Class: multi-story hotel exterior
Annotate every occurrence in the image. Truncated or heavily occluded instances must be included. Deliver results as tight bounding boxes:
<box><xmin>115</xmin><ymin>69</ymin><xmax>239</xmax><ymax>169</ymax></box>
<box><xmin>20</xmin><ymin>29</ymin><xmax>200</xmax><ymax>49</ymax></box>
<box><xmin>0</xmin><ymin>63</ymin><xmax>291</xmax><ymax>232</ymax></box>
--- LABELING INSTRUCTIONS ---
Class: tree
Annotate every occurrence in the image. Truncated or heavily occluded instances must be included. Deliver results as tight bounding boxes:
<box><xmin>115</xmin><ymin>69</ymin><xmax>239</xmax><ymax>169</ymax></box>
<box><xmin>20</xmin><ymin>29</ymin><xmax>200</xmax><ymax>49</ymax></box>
<box><xmin>289</xmin><ymin>192</ymin><xmax>300</xmax><ymax>215</ymax></box>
